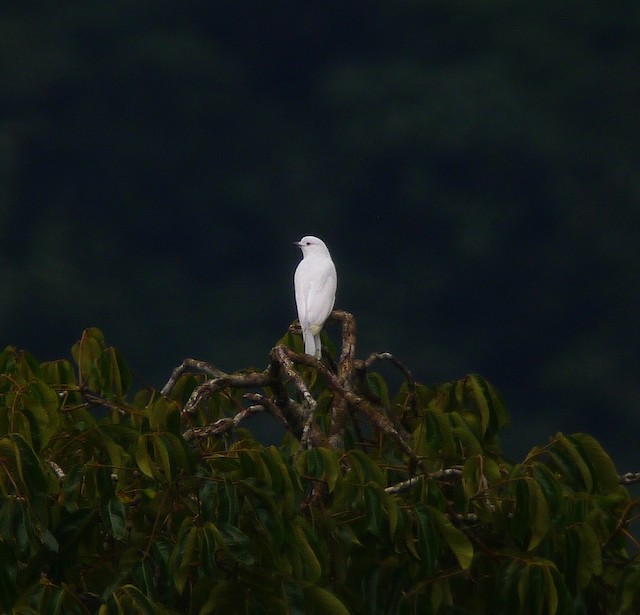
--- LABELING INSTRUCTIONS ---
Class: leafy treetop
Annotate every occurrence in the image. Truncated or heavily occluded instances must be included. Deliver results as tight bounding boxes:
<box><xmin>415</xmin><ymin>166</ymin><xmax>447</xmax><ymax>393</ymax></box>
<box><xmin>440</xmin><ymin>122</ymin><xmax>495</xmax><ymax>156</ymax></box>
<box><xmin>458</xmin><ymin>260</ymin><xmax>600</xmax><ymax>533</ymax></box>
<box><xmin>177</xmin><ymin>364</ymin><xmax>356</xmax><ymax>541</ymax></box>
<box><xmin>0</xmin><ymin>314</ymin><xmax>638</xmax><ymax>614</ymax></box>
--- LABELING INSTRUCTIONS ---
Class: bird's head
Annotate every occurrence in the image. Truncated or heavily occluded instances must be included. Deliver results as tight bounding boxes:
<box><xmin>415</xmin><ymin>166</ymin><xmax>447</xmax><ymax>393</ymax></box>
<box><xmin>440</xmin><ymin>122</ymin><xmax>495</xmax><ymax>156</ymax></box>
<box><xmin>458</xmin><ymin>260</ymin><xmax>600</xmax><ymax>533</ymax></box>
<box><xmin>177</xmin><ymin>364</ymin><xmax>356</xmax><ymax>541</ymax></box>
<box><xmin>294</xmin><ymin>235</ymin><xmax>330</xmax><ymax>256</ymax></box>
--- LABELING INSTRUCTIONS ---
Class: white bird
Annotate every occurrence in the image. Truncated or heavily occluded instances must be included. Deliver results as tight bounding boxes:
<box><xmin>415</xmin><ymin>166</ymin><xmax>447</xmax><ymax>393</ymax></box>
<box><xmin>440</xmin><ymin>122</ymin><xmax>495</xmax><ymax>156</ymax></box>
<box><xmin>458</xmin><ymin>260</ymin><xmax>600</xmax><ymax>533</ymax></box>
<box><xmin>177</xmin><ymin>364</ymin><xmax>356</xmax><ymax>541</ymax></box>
<box><xmin>293</xmin><ymin>235</ymin><xmax>337</xmax><ymax>359</ymax></box>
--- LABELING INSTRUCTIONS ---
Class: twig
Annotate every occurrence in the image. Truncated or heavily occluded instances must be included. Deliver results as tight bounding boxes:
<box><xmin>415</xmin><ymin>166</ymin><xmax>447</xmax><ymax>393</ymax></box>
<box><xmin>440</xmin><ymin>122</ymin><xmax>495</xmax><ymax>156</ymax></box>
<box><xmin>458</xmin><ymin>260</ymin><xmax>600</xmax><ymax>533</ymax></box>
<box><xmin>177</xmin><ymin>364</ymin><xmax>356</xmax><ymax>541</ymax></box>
<box><xmin>183</xmin><ymin>405</ymin><xmax>265</xmax><ymax>441</ymax></box>
<box><xmin>329</xmin><ymin>310</ymin><xmax>357</xmax><ymax>372</ymax></box>
<box><xmin>276</xmin><ymin>346</ymin><xmax>424</xmax><ymax>471</ymax></box>
<box><xmin>265</xmin><ymin>358</ymin><xmax>306</xmax><ymax>436</ymax></box>
<box><xmin>385</xmin><ymin>467</ymin><xmax>463</xmax><ymax>493</ymax></box>
<box><xmin>363</xmin><ymin>351</ymin><xmax>417</xmax><ymax>413</ymax></box>
<box><xmin>352</xmin><ymin>353</ymin><xmax>413</xmax><ymax>441</ymax></box>
<box><xmin>327</xmin><ymin>310</ymin><xmax>357</xmax><ymax>449</ymax></box>
<box><xmin>271</xmin><ymin>346</ymin><xmax>319</xmax><ymax>450</ymax></box>
<box><xmin>84</xmin><ymin>392</ymin><xmax>128</xmax><ymax>416</ymax></box>
<box><xmin>182</xmin><ymin>370</ymin><xmax>272</xmax><ymax>415</ymax></box>
<box><xmin>161</xmin><ymin>359</ymin><xmax>227</xmax><ymax>396</ymax></box>
<box><xmin>242</xmin><ymin>393</ymin><xmax>289</xmax><ymax>430</ymax></box>
<box><xmin>46</xmin><ymin>458</ymin><xmax>65</xmax><ymax>480</ymax></box>
<box><xmin>618</xmin><ymin>472</ymin><xmax>640</xmax><ymax>485</ymax></box>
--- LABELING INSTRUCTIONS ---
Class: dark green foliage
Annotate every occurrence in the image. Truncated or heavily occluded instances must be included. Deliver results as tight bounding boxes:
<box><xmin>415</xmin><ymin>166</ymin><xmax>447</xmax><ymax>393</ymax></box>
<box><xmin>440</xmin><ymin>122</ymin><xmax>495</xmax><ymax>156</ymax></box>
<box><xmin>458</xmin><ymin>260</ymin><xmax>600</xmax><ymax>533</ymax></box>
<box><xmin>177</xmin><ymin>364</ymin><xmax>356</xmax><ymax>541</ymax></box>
<box><xmin>0</xmin><ymin>329</ymin><xmax>638</xmax><ymax>614</ymax></box>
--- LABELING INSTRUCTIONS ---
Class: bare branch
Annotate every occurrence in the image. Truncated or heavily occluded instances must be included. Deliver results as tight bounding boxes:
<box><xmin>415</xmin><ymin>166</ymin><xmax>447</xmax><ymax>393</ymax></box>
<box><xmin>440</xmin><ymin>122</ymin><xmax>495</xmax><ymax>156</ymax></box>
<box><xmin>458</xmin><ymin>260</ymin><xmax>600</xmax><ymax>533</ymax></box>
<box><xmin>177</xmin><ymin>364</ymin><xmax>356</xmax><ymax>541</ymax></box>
<box><xmin>619</xmin><ymin>472</ymin><xmax>640</xmax><ymax>485</ymax></box>
<box><xmin>84</xmin><ymin>392</ymin><xmax>128</xmax><ymax>416</ymax></box>
<box><xmin>265</xmin><ymin>358</ymin><xmax>306</xmax><ymax>435</ymax></box>
<box><xmin>243</xmin><ymin>392</ymin><xmax>289</xmax><ymax>430</ymax></box>
<box><xmin>182</xmin><ymin>370</ymin><xmax>272</xmax><ymax>415</ymax></box>
<box><xmin>46</xmin><ymin>458</ymin><xmax>65</xmax><ymax>480</ymax></box>
<box><xmin>275</xmin><ymin>345</ymin><xmax>425</xmax><ymax>471</ymax></box>
<box><xmin>161</xmin><ymin>358</ymin><xmax>227</xmax><ymax>396</ymax></box>
<box><xmin>385</xmin><ymin>467</ymin><xmax>463</xmax><ymax>494</ymax></box>
<box><xmin>363</xmin><ymin>352</ymin><xmax>416</xmax><ymax>407</ymax></box>
<box><xmin>183</xmin><ymin>405</ymin><xmax>265</xmax><ymax>441</ymax></box>
<box><xmin>271</xmin><ymin>345</ymin><xmax>320</xmax><ymax>450</ymax></box>
<box><xmin>329</xmin><ymin>310</ymin><xmax>357</xmax><ymax>370</ymax></box>
<box><xmin>327</xmin><ymin>310</ymin><xmax>357</xmax><ymax>450</ymax></box>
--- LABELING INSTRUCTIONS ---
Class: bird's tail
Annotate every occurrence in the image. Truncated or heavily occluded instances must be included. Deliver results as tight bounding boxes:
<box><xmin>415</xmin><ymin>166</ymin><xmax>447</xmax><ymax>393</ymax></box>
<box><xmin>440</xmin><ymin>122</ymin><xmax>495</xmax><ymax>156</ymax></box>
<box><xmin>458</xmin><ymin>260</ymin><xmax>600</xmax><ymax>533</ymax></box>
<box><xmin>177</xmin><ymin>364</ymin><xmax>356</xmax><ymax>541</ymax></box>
<box><xmin>303</xmin><ymin>328</ymin><xmax>317</xmax><ymax>358</ymax></box>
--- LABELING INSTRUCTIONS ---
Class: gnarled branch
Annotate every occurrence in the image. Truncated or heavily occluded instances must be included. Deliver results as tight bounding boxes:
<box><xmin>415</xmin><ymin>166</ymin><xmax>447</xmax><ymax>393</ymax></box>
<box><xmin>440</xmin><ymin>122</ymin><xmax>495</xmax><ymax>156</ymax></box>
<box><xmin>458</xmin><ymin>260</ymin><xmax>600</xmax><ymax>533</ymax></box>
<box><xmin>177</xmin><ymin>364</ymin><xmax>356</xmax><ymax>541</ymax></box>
<box><xmin>164</xmin><ymin>311</ymin><xmax>420</xmax><ymax>471</ymax></box>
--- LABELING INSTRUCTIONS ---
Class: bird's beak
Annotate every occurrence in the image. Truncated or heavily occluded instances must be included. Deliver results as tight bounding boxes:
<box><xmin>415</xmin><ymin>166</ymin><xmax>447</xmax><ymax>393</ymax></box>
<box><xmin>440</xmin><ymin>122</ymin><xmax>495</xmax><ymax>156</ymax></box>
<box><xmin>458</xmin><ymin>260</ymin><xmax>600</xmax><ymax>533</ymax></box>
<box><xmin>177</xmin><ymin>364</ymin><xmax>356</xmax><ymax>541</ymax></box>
<box><xmin>293</xmin><ymin>241</ymin><xmax>302</xmax><ymax>247</ymax></box>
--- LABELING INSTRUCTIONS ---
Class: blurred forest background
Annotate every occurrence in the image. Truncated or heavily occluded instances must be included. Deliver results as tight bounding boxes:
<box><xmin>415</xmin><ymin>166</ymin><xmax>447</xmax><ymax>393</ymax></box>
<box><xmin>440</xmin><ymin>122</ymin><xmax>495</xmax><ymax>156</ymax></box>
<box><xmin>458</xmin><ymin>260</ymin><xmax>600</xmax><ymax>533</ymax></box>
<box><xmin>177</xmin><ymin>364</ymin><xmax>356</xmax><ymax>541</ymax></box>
<box><xmin>1</xmin><ymin>2</ymin><xmax>639</xmax><ymax>471</ymax></box>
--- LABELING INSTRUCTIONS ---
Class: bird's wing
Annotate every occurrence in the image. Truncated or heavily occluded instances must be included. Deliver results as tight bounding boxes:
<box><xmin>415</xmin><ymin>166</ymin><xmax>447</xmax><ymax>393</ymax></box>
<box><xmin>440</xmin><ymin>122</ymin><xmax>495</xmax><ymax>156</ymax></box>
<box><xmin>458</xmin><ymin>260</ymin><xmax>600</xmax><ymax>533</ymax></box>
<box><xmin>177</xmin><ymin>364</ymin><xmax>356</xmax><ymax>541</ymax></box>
<box><xmin>294</xmin><ymin>261</ymin><xmax>310</xmax><ymax>323</ymax></box>
<box><xmin>294</xmin><ymin>258</ymin><xmax>336</xmax><ymax>327</ymax></box>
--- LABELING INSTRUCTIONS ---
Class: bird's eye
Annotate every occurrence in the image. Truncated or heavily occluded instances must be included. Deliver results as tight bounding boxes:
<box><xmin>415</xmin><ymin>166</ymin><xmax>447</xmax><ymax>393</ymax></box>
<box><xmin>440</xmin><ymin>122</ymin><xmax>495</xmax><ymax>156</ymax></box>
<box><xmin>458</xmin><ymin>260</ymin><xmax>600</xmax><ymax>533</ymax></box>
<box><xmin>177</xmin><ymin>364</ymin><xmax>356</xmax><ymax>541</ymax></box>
<box><xmin>305</xmin><ymin>241</ymin><xmax>311</xmax><ymax>245</ymax></box>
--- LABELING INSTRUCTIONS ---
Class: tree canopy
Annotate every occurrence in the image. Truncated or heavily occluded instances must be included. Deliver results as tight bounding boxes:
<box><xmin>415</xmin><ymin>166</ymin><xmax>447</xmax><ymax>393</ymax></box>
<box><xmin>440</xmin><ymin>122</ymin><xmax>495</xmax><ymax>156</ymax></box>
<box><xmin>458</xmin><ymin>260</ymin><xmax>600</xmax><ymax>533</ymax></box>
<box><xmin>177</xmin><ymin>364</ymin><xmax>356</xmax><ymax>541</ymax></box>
<box><xmin>0</xmin><ymin>320</ymin><xmax>638</xmax><ymax>614</ymax></box>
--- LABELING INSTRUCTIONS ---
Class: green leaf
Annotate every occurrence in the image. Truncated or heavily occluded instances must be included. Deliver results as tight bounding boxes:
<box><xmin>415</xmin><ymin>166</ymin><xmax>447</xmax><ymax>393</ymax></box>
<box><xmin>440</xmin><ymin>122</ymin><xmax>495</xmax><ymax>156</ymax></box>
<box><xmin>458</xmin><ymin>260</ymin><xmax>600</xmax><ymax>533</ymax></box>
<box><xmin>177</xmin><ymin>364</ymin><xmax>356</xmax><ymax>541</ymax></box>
<box><xmin>414</xmin><ymin>409</ymin><xmax>455</xmax><ymax>459</ymax></box>
<box><xmin>16</xmin><ymin>378</ymin><xmax>61</xmax><ymax>452</ymax></box>
<box><xmin>277</xmin><ymin>453</ymin><xmax>300</xmax><ymax>518</ymax></box>
<box><xmin>151</xmin><ymin>537</ymin><xmax>173</xmax><ymax>579</ymax></box>
<box><xmin>464</xmin><ymin>373</ymin><xmax>509</xmax><ymax>438</ymax></box>
<box><xmin>113</xmin><ymin>584</ymin><xmax>161</xmax><ymax>614</ymax></box>
<box><xmin>461</xmin><ymin>454</ymin><xmax>501</xmax><ymax>509</ymax></box>
<box><xmin>517</xmin><ymin>565</ymin><xmax>532</xmax><ymax>609</ymax></box>
<box><xmin>364</xmin><ymin>482</ymin><xmax>383</xmax><ymax>537</ymax></box>
<box><xmin>318</xmin><ymin>447</ymin><xmax>341</xmax><ymax>493</ymax></box>
<box><xmin>526</xmin><ymin>478</ymin><xmax>550</xmax><ymax>551</ymax></box>
<box><xmin>200</xmin><ymin>581</ymin><xmax>242</xmax><ymax>615</ymax></box>
<box><xmin>14</xmin><ymin>349</ymin><xmax>43</xmax><ymax>380</ymax></box>
<box><xmin>462</xmin><ymin>455</ymin><xmax>481</xmax><ymax>501</ymax></box>
<box><xmin>510</xmin><ymin>473</ymin><xmax>530</xmax><ymax>548</ymax></box>
<box><xmin>216</xmin><ymin>522</ymin><xmax>255</xmax><ymax>566</ymax></box>
<box><xmin>291</xmin><ymin>518</ymin><xmax>321</xmax><ymax>582</ymax></box>
<box><xmin>153</xmin><ymin>434</ymin><xmax>174</xmax><ymax>482</ymax></box>
<box><xmin>72</xmin><ymin>328</ymin><xmax>107</xmax><ymax>391</ymax></box>
<box><xmin>100</xmin><ymin>495</ymin><xmax>126</xmax><ymax>540</ymax></box>
<box><xmin>549</xmin><ymin>433</ymin><xmax>593</xmax><ymax>492</ymax></box>
<box><xmin>509</xmin><ymin>559</ymin><xmax>562</xmax><ymax>615</ymax></box>
<box><xmin>570</xmin><ymin>523</ymin><xmax>603</xmax><ymax>589</ymax></box>
<box><xmin>414</xmin><ymin>505</ymin><xmax>437</xmax><ymax>575</ymax></box>
<box><xmin>200</xmin><ymin>525</ymin><xmax>219</xmax><ymax>578</ymax></box>
<box><xmin>618</xmin><ymin>564</ymin><xmax>640</xmax><ymax>612</ymax></box>
<box><xmin>41</xmin><ymin>582</ymin><xmax>66</xmax><ymax>615</ymax></box>
<box><xmin>430</xmin><ymin>507</ymin><xmax>474</xmax><ymax>569</ymax></box>
<box><xmin>382</xmin><ymin>490</ymin><xmax>399</xmax><ymax>538</ymax></box>
<box><xmin>303</xmin><ymin>585</ymin><xmax>350</xmax><ymax>615</ymax></box>
<box><xmin>13</xmin><ymin>501</ymin><xmax>36</xmax><ymax>557</ymax></box>
<box><xmin>347</xmin><ymin>449</ymin><xmax>386</xmax><ymax>488</ymax></box>
<box><xmin>497</xmin><ymin>559</ymin><xmax>522</xmax><ymax>613</ymax></box>
<box><xmin>101</xmin><ymin>346</ymin><xmax>131</xmax><ymax>398</ymax></box>
<box><xmin>132</xmin><ymin>560</ymin><xmax>157</xmax><ymax>601</ymax></box>
<box><xmin>148</xmin><ymin>395</ymin><xmax>181</xmax><ymax>432</ymax></box>
<box><xmin>366</xmin><ymin>371</ymin><xmax>390</xmax><ymax>406</ymax></box>
<box><xmin>135</xmin><ymin>431</ymin><xmax>189</xmax><ymax>484</ymax></box>
<box><xmin>529</xmin><ymin>462</ymin><xmax>562</xmax><ymax>519</ymax></box>
<box><xmin>41</xmin><ymin>358</ymin><xmax>77</xmax><ymax>389</ymax></box>
<box><xmin>135</xmin><ymin>435</ymin><xmax>157</xmax><ymax>479</ymax></box>
<box><xmin>170</xmin><ymin>526</ymin><xmax>199</xmax><ymax>594</ymax></box>
<box><xmin>220</xmin><ymin>478</ymin><xmax>240</xmax><ymax>524</ymax></box>
<box><xmin>542</xmin><ymin>565</ymin><xmax>559</xmax><ymax>615</ymax></box>
<box><xmin>42</xmin><ymin>528</ymin><xmax>59</xmax><ymax>553</ymax></box>
<box><xmin>54</xmin><ymin>508</ymin><xmax>94</xmax><ymax>549</ymax></box>
<box><xmin>569</xmin><ymin>433</ymin><xmax>620</xmax><ymax>494</ymax></box>
<box><xmin>450</xmin><ymin>414</ymin><xmax>483</xmax><ymax>456</ymax></box>
<box><xmin>0</xmin><ymin>541</ymin><xmax>17</xmax><ymax>610</ymax></box>
<box><xmin>305</xmin><ymin>447</ymin><xmax>324</xmax><ymax>481</ymax></box>
<box><xmin>89</xmin><ymin>425</ymin><xmax>127</xmax><ymax>470</ymax></box>
<box><xmin>362</xmin><ymin>565</ymin><xmax>380</xmax><ymax>615</ymax></box>
<box><xmin>0</xmin><ymin>432</ymin><xmax>48</xmax><ymax>499</ymax></box>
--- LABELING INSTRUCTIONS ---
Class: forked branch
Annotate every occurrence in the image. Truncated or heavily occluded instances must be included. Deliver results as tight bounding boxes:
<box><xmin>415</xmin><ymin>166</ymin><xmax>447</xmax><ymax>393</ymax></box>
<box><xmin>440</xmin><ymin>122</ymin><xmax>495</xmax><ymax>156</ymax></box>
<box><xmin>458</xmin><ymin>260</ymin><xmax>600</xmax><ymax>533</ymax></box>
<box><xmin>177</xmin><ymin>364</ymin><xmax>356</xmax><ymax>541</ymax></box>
<box><xmin>163</xmin><ymin>311</ymin><xmax>419</xmax><ymax>469</ymax></box>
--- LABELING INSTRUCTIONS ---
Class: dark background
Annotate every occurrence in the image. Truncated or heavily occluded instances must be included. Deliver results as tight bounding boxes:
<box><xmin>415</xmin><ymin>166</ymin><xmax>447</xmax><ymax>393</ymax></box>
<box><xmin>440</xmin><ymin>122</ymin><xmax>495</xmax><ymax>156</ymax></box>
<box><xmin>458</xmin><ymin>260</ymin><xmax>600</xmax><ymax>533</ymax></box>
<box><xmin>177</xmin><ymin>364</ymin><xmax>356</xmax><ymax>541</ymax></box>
<box><xmin>2</xmin><ymin>1</ymin><xmax>639</xmax><ymax>471</ymax></box>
